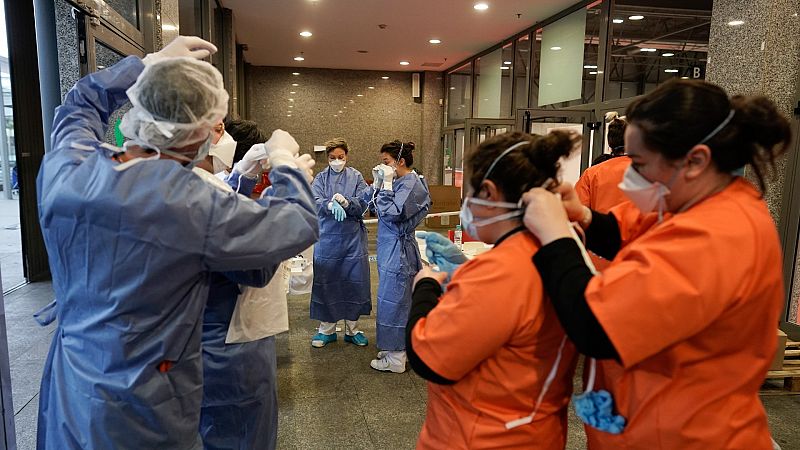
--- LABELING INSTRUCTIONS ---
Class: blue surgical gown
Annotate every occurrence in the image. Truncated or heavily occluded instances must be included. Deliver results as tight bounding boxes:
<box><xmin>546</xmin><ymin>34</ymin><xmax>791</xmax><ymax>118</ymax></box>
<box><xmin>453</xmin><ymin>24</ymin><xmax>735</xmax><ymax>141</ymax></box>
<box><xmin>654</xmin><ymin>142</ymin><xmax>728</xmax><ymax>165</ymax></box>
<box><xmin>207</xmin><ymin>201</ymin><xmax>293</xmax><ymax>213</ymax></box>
<box><xmin>35</xmin><ymin>56</ymin><xmax>318</xmax><ymax>450</ymax></box>
<box><xmin>370</xmin><ymin>173</ymin><xmax>431</xmax><ymax>351</ymax></box>
<box><xmin>310</xmin><ymin>166</ymin><xmax>372</xmax><ymax>323</ymax></box>
<box><xmin>200</xmin><ymin>175</ymin><xmax>278</xmax><ymax>450</ymax></box>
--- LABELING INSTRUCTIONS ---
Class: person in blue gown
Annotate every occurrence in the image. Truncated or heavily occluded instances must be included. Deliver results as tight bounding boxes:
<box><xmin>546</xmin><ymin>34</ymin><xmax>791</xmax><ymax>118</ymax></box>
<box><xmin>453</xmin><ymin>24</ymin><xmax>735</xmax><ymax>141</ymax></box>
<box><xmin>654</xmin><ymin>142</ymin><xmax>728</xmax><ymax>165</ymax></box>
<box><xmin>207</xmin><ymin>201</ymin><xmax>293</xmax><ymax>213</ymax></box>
<box><xmin>366</xmin><ymin>140</ymin><xmax>431</xmax><ymax>373</ymax></box>
<box><xmin>196</xmin><ymin>119</ymin><xmax>282</xmax><ymax>450</ymax></box>
<box><xmin>309</xmin><ymin>138</ymin><xmax>372</xmax><ymax>347</ymax></box>
<box><xmin>34</xmin><ymin>37</ymin><xmax>318</xmax><ymax>449</ymax></box>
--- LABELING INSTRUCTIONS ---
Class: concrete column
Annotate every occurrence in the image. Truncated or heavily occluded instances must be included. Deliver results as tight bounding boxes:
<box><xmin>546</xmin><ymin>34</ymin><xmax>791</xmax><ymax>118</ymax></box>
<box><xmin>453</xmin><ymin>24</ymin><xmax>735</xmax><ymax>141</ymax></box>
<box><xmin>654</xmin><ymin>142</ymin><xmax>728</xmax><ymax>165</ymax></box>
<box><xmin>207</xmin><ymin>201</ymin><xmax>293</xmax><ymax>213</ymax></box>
<box><xmin>420</xmin><ymin>71</ymin><xmax>444</xmax><ymax>185</ymax></box>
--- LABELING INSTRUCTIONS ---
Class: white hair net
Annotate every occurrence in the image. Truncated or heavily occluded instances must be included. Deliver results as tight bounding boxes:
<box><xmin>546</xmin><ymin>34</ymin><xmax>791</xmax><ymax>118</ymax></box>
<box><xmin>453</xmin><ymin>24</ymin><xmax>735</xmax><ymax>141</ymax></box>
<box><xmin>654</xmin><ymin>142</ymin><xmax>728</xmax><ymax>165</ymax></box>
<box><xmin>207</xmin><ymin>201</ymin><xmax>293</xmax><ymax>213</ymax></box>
<box><xmin>120</xmin><ymin>57</ymin><xmax>229</xmax><ymax>150</ymax></box>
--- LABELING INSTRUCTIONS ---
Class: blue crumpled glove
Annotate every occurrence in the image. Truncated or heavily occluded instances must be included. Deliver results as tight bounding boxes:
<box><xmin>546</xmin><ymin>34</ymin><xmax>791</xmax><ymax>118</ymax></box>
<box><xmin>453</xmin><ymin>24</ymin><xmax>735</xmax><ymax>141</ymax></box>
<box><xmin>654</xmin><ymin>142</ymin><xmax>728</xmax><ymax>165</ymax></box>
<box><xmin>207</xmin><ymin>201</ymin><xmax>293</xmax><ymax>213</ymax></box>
<box><xmin>572</xmin><ymin>390</ymin><xmax>626</xmax><ymax>434</ymax></box>
<box><xmin>331</xmin><ymin>201</ymin><xmax>346</xmax><ymax>222</ymax></box>
<box><xmin>416</xmin><ymin>231</ymin><xmax>468</xmax><ymax>277</ymax></box>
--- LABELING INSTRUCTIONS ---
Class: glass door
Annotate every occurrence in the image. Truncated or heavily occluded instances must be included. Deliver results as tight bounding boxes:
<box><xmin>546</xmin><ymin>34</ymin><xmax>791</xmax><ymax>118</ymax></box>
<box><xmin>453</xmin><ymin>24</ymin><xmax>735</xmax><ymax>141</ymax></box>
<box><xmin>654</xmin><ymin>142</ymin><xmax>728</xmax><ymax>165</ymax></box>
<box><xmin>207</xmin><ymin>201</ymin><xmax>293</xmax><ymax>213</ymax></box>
<box><xmin>779</xmin><ymin>85</ymin><xmax>800</xmax><ymax>339</ymax></box>
<box><xmin>516</xmin><ymin>109</ymin><xmax>593</xmax><ymax>186</ymax></box>
<box><xmin>461</xmin><ymin>119</ymin><xmax>515</xmax><ymax>195</ymax></box>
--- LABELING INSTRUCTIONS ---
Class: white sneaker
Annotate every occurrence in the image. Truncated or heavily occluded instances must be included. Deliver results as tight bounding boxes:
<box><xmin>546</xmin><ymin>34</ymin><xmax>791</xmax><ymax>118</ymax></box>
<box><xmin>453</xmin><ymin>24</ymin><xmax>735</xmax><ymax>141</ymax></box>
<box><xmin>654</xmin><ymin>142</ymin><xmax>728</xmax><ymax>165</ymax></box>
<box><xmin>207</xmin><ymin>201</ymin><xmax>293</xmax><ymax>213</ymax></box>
<box><xmin>376</xmin><ymin>351</ymin><xmax>389</xmax><ymax>359</ymax></box>
<box><xmin>370</xmin><ymin>355</ymin><xmax>406</xmax><ymax>373</ymax></box>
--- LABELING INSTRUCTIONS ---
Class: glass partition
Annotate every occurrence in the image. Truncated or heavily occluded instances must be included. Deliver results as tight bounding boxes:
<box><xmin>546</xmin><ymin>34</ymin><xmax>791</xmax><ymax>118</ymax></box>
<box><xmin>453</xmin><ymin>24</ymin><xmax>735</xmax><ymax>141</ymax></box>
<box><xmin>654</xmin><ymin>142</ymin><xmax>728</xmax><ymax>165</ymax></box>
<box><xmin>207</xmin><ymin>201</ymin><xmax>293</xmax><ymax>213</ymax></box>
<box><xmin>446</xmin><ymin>62</ymin><xmax>472</xmax><ymax>125</ymax></box>
<box><xmin>105</xmin><ymin>0</ymin><xmax>140</xmax><ymax>29</ymax></box>
<box><xmin>534</xmin><ymin>1</ymin><xmax>603</xmax><ymax>108</ymax></box>
<box><xmin>514</xmin><ymin>34</ymin><xmax>531</xmax><ymax>111</ymax></box>
<box><xmin>473</xmin><ymin>42</ymin><xmax>513</xmax><ymax>118</ymax></box>
<box><xmin>605</xmin><ymin>0</ymin><xmax>711</xmax><ymax>101</ymax></box>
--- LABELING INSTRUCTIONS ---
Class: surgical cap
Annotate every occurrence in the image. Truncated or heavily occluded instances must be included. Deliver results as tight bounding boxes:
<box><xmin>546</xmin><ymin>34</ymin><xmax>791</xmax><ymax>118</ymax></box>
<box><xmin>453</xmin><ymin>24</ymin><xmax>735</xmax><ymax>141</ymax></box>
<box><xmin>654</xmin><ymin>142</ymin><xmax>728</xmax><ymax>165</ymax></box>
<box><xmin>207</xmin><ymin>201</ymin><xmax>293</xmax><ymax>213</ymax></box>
<box><xmin>120</xmin><ymin>57</ymin><xmax>229</xmax><ymax>150</ymax></box>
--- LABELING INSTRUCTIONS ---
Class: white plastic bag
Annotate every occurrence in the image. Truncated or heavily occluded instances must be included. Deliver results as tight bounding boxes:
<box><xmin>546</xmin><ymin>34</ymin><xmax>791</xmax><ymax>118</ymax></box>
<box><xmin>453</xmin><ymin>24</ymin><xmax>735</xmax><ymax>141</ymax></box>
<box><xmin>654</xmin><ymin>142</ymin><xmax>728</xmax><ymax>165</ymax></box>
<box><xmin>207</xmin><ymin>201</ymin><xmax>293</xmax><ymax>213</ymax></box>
<box><xmin>289</xmin><ymin>245</ymin><xmax>314</xmax><ymax>295</ymax></box>
<box><xmin>225</xmin><ymin>261</ymin><xmax>291</xmax><ymax>343</ymax></box>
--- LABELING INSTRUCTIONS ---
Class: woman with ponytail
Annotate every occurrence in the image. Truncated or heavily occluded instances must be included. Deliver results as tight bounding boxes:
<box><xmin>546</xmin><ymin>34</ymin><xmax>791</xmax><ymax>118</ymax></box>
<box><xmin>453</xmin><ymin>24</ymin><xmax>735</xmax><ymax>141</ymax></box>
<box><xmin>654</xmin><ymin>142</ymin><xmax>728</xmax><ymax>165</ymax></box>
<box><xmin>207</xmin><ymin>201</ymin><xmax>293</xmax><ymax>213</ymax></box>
<box><xmin>523</xmin><ymin>79</ymin><xmax>791</xmax><ymax>448</ymax></box>
<box><xmin>407</xmin><ymin>131</ymin><xmax>580</xmax><ymax>449</ymax></box>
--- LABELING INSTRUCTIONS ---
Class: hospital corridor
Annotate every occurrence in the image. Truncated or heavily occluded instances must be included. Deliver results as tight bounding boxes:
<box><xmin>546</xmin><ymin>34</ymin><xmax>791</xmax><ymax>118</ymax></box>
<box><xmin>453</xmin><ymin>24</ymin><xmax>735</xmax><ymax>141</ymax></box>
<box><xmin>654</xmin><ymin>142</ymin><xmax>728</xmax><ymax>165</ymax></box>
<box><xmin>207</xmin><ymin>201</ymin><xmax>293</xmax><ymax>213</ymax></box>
<box><xmin>0</xmin><ymin>0</ymin><xmax>799</xmax><ymax>449</ymax></box>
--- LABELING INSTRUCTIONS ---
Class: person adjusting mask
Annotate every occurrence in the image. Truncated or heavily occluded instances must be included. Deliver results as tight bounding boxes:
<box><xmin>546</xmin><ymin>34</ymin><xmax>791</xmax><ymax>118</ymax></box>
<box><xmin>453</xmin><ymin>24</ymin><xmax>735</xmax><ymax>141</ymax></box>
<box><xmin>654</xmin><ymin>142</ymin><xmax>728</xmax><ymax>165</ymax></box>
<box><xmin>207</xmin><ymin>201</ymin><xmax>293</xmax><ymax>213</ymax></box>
<box><xmin>309</xmin><ymin>138</ymin><xmax>373</xmax><ymax>348</ymax></box>
<box><xmin>521</xmin><ymin>79</ymin><xmax>790</xmax><ymax>449</ymax></box>
<box><xmin>362</xmin><ymin>140</ymin><xmax>430</xmax><ymax>373</ymax></box>
<box><xmin>35</xmin><ymin>36</ymin><xmax>319</xmax><ymax>450</ymax></box>
<box><xmin>406</xmin><ymin>131</ymin><xmax>580</xmax><ymax>449</ymax></box>
<box><xmin>208</xmin><ymin>121</ymin><xmax>237</xmax><ymax>174</ymax></box>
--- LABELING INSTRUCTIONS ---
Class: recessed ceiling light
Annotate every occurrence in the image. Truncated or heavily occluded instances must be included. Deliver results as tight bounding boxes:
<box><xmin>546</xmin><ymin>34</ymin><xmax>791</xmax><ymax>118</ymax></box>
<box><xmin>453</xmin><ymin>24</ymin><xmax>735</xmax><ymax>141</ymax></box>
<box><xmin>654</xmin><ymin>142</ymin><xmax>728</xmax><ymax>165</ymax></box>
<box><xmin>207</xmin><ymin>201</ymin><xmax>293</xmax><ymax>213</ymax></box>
<box><xmin>474</xmin><ymin>3</ymin><xmax>489</xmax><ymax>11</ymax></box>
<box><xmin>292</xmin><ymin>83</ymin><xmax>299</xmax><ymax>86</ymax></box>
<box><xmin>300</xmin><ymin>31</ymin><xmax>313</xmax><ymax>37</ymax></box>
<box><xmin>357</xmin><ymin>94</ymin><xmax>364</xmax><ymax>97</ymax></box>
<box><xmin>503</xmin><ymin>61</ymin><xmax>512</xmax><ymax>65</ymax></box>
<box><xmin>589</xmin><ymin>71</ymin><xmax>598</xmax><ymax>75</ymax></box>
<box><xmin>162</xmin><ymin>24</ymin><xmax>178</xmax><ymax>31</ymax></box>
<box><xmin>368</xmin><ymin>86</ymin><xmax>375</xmax><ymax>89</ymax></box>
<box><xmin>640</xmin><ymin>48</ymin><xmax>657</xmax><ymax>52</ymax></box>
<box><xmin>681</xmin><ymin>76</ymin><xmax>689</xmax><ymax>79</ymax></box>
<box><xmin>584</xmin><ymin>65</ymin><xmax>597</xmax><ymax>69</ymax></box>
<box><xmin>629</xmin><ymin>15</ymin><xmax>644</xmax><ymax>20</ymax></box>
<box><xmin>727</xmin><ymin>20</ymin><xmax>745</xmax><ymax>26</ymax></box>
<box><xmin>612</xmin><ymin>19</ymin><xmax>624</xmax><ymax>24</ymax></box>
<box><xmin>429</xmin><ymin>39</ymin><xmax>442</xmax><ymax>44</ymax></box>
<box><xmin>665</xmin><ymin>69</ymin><xmax>679</xmax><ymax>73</ymax></box>
<box><xmin>662</xmin><ymin>53</ymin><xmax>675</xmax><ymax>57</ymax></box>
<box><xmin>292</xmin><ymin>72</ymin><xmax>300</xmax><ymax>76</ymax></box>
<box><xmin>550</xmin><ymin>46</ymin><xmax>562</xmax><ymax>51</ymax></box>
<box><xmin>381</xmin><ymin>76</ymin><xmax>389</xmax><ymax>80</ymax></box>
<box><xmin>294</xmin><ymin>56</ymin><xmax>305</xmax><ymax>61</ymax></box>
<box><xmin>500</xmin><ymin>66</ymin><xmax>510</xmax><ymax>70</ymax></box>
<box><xmin>399</xmin><ymin>61</ymin><xmax>410</xmax><ymax>66</ymax></box>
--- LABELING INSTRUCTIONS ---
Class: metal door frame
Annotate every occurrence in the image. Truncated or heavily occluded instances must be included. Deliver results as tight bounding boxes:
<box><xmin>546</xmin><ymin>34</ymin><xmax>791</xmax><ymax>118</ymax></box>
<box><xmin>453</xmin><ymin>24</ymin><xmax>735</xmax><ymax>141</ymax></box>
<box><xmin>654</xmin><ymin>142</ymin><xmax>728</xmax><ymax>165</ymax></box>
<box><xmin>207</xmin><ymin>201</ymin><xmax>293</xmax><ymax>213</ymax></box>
<box><xmin>777</xmin><ymin>79</ymin><xmax>800</xmax><ymax>340</ymax></box>
<box><xmin>462</xmin><ymin>119</ymin><xmax>516</xmax><ymax>194</ymax></box>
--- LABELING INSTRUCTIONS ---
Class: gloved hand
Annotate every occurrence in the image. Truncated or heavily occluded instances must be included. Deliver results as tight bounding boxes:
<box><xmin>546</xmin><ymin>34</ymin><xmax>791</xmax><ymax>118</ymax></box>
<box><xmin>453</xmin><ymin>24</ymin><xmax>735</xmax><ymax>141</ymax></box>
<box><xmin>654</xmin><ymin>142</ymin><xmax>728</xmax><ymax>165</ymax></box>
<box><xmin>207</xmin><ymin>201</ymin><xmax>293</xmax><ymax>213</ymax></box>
<box><xmin>264</xmin><ymin>130</ymin><xmax>300</xmax><ymax>169</ymax></box>
<box><xmin>332</xmin><ymin>193</ymin><xmax>349</xmax><ymax>208</ymax></box>
<box><xmin>232</xmin><ymin>159</ymin><xmax>261</xmax><ymax>178</ymax></box>
<box><xmin>380</xmin><ymin>165</ymin><xmax>395</xmax><ymax>191</ymax></box>
<box><xmin>372</xmin><ymin>166</ymin><xmax>384</xmax><ymax>188</ymax></box>
<box><xmin>416</xmin><ymin>231</ymin><xmax>468</xmax><ymax>277</ymax></box>
<box><xmin>330</xmin><ymin>201</ymin><xmax>346</xmax><ymax>222</ymax></box>
<box><xmin>143</xmin><ymin>36</ymin><xmax>217</xmax><ymax>65</ymax></box>
<box><xmin>294</xmin><ymin>153</ymin><xmax>315</xmax><ymax>183</ymax></box>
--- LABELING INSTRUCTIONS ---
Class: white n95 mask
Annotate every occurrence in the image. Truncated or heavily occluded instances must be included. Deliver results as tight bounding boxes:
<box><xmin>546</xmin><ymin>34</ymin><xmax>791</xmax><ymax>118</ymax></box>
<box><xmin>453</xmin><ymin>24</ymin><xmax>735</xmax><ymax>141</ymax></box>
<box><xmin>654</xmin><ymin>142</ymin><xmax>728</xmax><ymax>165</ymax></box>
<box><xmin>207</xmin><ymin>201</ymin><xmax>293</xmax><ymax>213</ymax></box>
<box><xmin>209</xmin><ymin>131</ymin><xmax>237</xmax><ymax>172</ymax></box>
<box><xmin>618</xmin><ymin>165</ymin><xmax>671</xmax><ymax>217</ymax></box>
<box><xmin>329</xmin><ymin>160</ymin><xmax>346</xmax><ymax>172</ymax></box>
<box><xmin>459</xmin><ymin>198</ymin><xmax>523</xmax><ymax>241</ymax></box>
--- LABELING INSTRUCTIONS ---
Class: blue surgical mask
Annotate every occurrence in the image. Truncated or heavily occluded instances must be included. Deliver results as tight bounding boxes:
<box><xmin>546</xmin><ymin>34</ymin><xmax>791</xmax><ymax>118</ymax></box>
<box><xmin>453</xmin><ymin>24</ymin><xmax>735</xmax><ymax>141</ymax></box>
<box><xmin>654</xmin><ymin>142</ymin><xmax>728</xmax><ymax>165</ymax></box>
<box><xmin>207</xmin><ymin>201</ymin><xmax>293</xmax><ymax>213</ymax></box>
<box><xmin>572</xmin><ymin>358</ymin><xmax>626</xmax><ymax>434</ymax></box>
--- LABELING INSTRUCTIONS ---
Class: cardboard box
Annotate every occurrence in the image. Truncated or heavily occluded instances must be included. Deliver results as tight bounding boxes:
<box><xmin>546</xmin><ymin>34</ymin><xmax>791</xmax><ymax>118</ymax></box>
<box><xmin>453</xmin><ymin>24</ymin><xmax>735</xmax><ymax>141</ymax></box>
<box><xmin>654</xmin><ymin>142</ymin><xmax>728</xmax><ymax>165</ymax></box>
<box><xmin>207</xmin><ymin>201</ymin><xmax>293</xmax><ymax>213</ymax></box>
<box><xmin>771</xmin><ymin>329</ymin><xmax>788</xmax><ymax>371</ymax></box>
<box><xmin>425</xmin><ymin>185</ymin><xmax>461</xmax><ymax>229</ymax></box>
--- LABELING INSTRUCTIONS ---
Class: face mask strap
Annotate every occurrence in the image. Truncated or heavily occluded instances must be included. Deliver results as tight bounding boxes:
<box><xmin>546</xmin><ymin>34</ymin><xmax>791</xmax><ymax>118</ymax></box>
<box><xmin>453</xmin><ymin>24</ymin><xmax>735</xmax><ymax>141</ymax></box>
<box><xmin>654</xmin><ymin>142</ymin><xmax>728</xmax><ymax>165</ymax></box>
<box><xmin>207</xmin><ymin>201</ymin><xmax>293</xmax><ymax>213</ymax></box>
<box><xmin>483</xmin><ymin>141</ymin><xmax>529</xmax><ymax>184</ymax></box>
<box><xmin>698</xmin><ymin>109</ymin><xmax>735</xmax><ymax>145</ymax></box>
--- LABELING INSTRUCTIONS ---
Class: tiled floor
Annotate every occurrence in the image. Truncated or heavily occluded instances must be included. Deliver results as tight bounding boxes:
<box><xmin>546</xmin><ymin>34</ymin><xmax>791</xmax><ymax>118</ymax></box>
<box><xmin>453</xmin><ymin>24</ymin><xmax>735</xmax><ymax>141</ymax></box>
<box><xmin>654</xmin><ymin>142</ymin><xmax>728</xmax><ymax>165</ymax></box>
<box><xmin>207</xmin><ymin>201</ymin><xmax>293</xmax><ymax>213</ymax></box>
<box><xmin>4</xmin><ymin>275</ymin><xmax>800</xmax><ymax>449</ymax></box>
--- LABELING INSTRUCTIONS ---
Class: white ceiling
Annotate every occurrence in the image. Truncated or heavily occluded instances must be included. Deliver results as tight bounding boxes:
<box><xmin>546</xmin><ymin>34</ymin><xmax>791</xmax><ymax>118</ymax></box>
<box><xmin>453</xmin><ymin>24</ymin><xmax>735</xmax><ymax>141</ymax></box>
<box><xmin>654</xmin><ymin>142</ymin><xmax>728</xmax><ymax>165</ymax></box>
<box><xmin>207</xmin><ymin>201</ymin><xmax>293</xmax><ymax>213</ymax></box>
<box><xmin>221</xmin><ymin>0</ymin><xmax>579</xmax><ymax>71</ymax></box>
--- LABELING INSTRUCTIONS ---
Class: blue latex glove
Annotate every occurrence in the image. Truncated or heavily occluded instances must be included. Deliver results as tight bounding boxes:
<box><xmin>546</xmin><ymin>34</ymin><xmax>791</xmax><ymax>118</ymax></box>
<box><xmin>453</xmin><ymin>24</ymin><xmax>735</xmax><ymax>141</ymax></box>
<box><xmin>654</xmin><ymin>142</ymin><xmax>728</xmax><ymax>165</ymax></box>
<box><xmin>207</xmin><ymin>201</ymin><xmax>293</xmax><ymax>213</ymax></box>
<box><xmin>331</xmin><ymin>201</ymin><xmax>346</xmax><ymax>222</ymax></box>
<box><xmin>573</xmin><ymin>390</ymin><xmax>626</xmax><ymax>434</ymax></box>
<box><xmin>416</xmin><ymin>231</ymin><xmax>468</xmax><ymax>277</ymax></box>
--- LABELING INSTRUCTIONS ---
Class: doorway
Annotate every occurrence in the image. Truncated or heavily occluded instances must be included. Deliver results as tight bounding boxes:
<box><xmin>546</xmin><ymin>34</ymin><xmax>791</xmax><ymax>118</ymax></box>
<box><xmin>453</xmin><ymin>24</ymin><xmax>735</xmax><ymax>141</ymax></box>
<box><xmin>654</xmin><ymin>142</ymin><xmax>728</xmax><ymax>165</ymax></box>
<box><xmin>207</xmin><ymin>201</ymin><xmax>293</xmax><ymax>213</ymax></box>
<box><xmin>517</xmin><ymin>109</ymin><xmax>593</xmax><ymax>186</ymax></box>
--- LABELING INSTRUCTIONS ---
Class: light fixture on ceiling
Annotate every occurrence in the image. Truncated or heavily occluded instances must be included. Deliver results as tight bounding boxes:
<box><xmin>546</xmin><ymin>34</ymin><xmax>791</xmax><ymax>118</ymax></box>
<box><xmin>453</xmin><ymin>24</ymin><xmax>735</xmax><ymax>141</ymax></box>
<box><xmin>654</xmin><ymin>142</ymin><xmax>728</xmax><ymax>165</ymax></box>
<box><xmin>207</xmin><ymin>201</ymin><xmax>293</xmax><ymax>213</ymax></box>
<box><xmin>294</xmin><ymin>55</ymin><xmax>305</xmax><ymax>61</ymax></box>
<box><xmin>629</xmin><ymin>15</ymin><xmax>644</xmax><ymax>20</ymax></box>
<box><xmin>450</xmin><ymin>87</ymin><xmax>456</xmax><ymax>90</ymax></box>
<box><xmin>639</xmin><ymin>48</ymin><xmax>657</xmax><ymax>52</ymax></box>
<box><xmin>292</xmin><ymin>72</ymin><xmax>300</xmax><ymax>76</ymax></box>
<box><xmin>612</xmin><ymin>19</ymin><xmax>624</xmax><ymax>24</ymax></box>
<box><xmin>162</xmin><ymin>24</ymin><xmax>178</xmax><ymax>31</ymax></box>
<box><xmin>500</xmin><ymin>66</ymin><xmax>510</xmax><ymax>70</ymax></box>
<box><xmin>681</xmin><ymin>76</ymin><xmax>689</xmax><ymax>79</ymax></box>
<box><xmin>589</xmin><ymin>71</ymin><xmax>598</xmax><ymax>75</ymax></box>
<box><xmin>289</xmin><ymin>98</ymin><xmax>294</xmax><ymax>102</ymax></box>
<box><xmin>368</xmin><ymin>86</ymin><xmax>375</xmax><ymax>89</ymax></box>
<box><xmin>727</xmin><ymin>20</ymin><xmax>745</xmax><ymax>26</ymax></box>
<box><xmin>300</xmin><ymin>30</ymin><xmax>313</xmax><ymax>37</ymax></box>
<box><xmin>429</xmin><ymin>39</ymin><xmax>442</xmax><ymax>44</ymax></box>
<box><xmin>290</xmin><ymin>91</ymin><xmax>296</xmax><ymax>94</ymax></box>
<box><xmin>474</xmin><ymin>3</ymin><xmax>489</xmax><ymax>11</ymax></box>
<box><xmin>550</xmin><ymin>46</ymin><xmax>562</xmax><ymax>51</ymax></box>
<box><xmin>584</xmin><ymin>65</ymin><xmax>597</xmax><ymax>69</ymax></box>
<box><xmin>399</xmin><ymin>61</ymin><xmax>410</xmax><ymax>66</ymax></box>
<box><xmin>665</xmin><ymin>69</ymin><xmax>679</xmax><ymax>73</ymax></box>
<box><xmin>292</xmin><ymin>83</ymin><xmax>299</xmax><ymax>86</ymax></box>
<box><xmin>662</xmin><ymin>52</ymin><xmax>675</xmax><ymax>57</ymax></box>
<box><xmin>381</xmin><ymin>76</ymin><xmax>389</xmax><ymax>80</ymax></box>
<box><xmin>503</xmin><ymin>61</ymin><xmax>512</xmax><ymax>65</ymax></box>
<box><xmin>287</xmin><ymin>114</ymin><xmax>292</xmax><ymax>117</ymax></box>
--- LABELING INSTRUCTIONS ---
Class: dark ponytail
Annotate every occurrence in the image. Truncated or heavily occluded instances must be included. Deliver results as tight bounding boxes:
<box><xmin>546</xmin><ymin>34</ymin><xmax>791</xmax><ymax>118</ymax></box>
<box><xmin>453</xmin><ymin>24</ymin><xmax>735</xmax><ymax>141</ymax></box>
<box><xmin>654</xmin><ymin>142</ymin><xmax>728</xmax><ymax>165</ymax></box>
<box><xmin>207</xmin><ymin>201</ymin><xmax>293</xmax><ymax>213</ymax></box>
<box><xmin>380</xmin><ymin>140</ymin><xmax>416</xmax><ymax>167</ymax></box>
<box><xmin>467</xmin><ymin>131</ymin><xmax>579</xmax><ymax>203</ymax></box>
<box><xmin>626</xmin><ymin>79</ymin><xmax>791</xmax><ymax>192</ymax></box>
